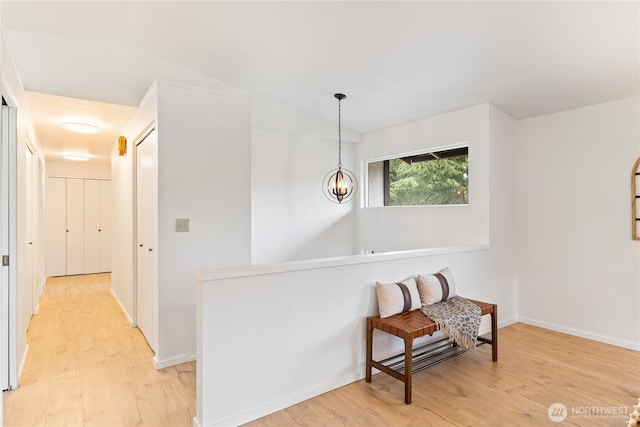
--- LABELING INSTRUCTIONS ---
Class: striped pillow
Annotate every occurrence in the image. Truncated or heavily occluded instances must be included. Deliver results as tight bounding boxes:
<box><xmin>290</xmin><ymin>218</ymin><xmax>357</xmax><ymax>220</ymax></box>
<box><xmin>375</xmin><ymin>277</ymin><xmax>421</xmax><ymax>318</ymax></box>
<box><xmin>416</xmin><ymin>267</ymin><xmax>457</xmax><ymax>305</ymax></box>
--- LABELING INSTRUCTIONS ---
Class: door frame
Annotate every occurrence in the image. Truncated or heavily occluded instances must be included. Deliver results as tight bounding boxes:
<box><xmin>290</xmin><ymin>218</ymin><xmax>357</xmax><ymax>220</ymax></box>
<box><xmin>25</xmin><ymin>140</ymin><xmax>38</xmax><ymax>315</ymax></box>
<box><xmin>1</xmin><ymin>90</ymin><xmax>18</xmax><ymax>391</ymax></box>
<box><xmin>133</xmin><ymin>125</ymin><xmax>158</xmax><ymax>353</ymax></box>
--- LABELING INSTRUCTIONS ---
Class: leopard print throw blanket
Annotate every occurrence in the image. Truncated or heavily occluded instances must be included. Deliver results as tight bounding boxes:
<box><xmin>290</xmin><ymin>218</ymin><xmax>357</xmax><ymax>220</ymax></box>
<box><xmin>420</xmin><ymin>296</ymin><xmax>482</xmax><ymax>351</ymax></box>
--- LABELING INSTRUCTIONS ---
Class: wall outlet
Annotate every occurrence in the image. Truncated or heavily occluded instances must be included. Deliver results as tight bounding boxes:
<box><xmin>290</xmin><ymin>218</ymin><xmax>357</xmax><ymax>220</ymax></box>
<box><xmin>176</xmin><ymin>218</ymin><xmax>190</xmax><ymax>232</ymax></box>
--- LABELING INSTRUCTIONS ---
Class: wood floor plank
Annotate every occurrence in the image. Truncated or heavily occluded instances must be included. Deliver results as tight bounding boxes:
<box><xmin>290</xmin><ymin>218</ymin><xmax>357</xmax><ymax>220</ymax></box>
<box><xmin>245</xmin><ymin>323</ymin><xmax>640</xmax><ymax>427</ymax></box>
<box><xmin>5</xmin><ymin>273</ymin><xmax>639</xmax><ymax>426</ymax></box>
<box><xmin>3</xmin><ymin>273</ymin><xmax>196</xmax><ymax>427</ymax></box>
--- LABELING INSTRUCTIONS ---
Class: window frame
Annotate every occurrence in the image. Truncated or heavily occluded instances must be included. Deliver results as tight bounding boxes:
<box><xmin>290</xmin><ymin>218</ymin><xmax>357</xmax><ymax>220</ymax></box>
<box><xmin>364</xmin><ymin>142</ymin><xmax>469</xmax><ymax>208</ymax></box>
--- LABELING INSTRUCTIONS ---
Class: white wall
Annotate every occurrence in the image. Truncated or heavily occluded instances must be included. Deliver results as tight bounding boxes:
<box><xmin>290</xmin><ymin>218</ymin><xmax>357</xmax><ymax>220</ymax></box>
<box><xmin>112</xmin><ymin>81</ymin><xmax>252</xmax><ymax>368</ymax></box>
<box><xmin>353</xmin><ymin>102</ymin><xmax>518</xmax><ymax>339</ymax></box>
<box><xmin>155</xmin><ymin>81</ymin><xmax>252</xmax><ymax>366</ymax></box>
<box><xmin>1</xmin><ymin>30</ymin><xmax>43</xmax><ymax>387</ymax></box>
<box><xmin>197</xmin><ymin>246</ymin><xmax>511</xmax><ymax>427</ymax></box>
<box><xmin>517</xmin><ymin>97</ymin><xmax>640</xmax><ymax>350</ymax></box>
<box><xmin>111</xmin><ymin>83</ymin><xmax>157</xmax><ymax>325</ymax></box>
<box><xmin>251</xmin><ymin>97</ymin><xmax>359</xmax><ymax>264</ymax></box>
<box><xmin>355</xmin><ymin>104</ymin><xmax>490</xmax><ymax>253</ymax></box>
<box><xmin>196</xmin><ymin>102</ymin><xmax>521</xmax><ymax>426</ymax></box>
<box><xmin>488</xmin><ymin>105</ymin><xmax>519</xmax><ymax>334</ymax></box>
<box><xmin>113</xmin><ymin>77</ymin><xmax>368</xmax><ymax>369</ymax></box>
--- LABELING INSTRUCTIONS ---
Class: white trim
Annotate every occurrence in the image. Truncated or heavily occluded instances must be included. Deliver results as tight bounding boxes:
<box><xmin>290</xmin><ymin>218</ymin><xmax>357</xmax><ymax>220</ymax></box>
<box><xmin>46</xmin><ymin>175</ymin><xmax>110</xmax><ymax>181</ymax></box>
<box><xmin>363</xmin><ymin>141</ymin><xmax>469</xmax><ymax>164</ymax></box>
<box><xmin>7</xmin><ymin>99</ymin><xmax>18</xmax><ymax>390</ymax></box>
<box><xmin>153</xmin><ymin>353</ymin><xmax>196</xmax><ymax>370</ymax></box>
<box><xmin>192</xmin><ymin>417</ymin><xmax>202</xmax><ymax>427</ymax></box>
<box><xmin>519</xmin><ymin>317</ymin><xmax>640</xmax><ymax>351</ymax></box>
<box><xmin>197</xmin><ymin>245</ymin><xmax>489</xmax><ymax>281</ymax></box>
<box><xmin>16</xmin><ymin>343</ymin><xmax>27</xmax><ymax>388</ymax></box>
<box><xmin>483</xmin><ymin>316</ymin><xmax>517</xmax><ymax>335</ymax></box>
<box><xmin>110</xmin><ymin>289</ymin><xmax>134</xmax><ymax>327</ymax></box>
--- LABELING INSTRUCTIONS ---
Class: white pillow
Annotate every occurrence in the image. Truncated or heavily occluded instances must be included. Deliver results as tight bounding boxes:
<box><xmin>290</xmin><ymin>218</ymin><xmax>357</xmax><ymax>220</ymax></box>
<box><xmin>375</xmin><ymin>277</ymin><xmax>421</xmax><ymax>318</ymax></box>
<box><xmin>416</xmin><ymin>267</ymin><xmax>457</xmax><ymax>305</ymax></box>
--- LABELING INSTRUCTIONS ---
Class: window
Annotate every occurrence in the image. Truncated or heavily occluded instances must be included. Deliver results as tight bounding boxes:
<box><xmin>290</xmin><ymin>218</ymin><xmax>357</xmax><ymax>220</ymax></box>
<box><xmin>367</xmin><ymin>146</ymin><xmax>468</xmax><ymax>207</ymax></box>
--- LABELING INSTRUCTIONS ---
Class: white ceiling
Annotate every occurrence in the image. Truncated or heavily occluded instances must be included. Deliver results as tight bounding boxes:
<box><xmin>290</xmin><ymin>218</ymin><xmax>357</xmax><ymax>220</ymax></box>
<box><xmin>2</xmin><ymin>1</ymin><xmax>639</xmax><ymax>164</ymax></box>
<box><xmin>25</xmin><ymin>92</ymin><xmax>137</xmax><ymax>164</ymax></box>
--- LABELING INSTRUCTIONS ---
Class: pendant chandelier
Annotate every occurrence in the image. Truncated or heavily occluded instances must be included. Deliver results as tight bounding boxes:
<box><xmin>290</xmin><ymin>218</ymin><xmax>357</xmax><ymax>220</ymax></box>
<box><xmin>323</xmin><ymin>93</ymin><xmax>357</xmax><ymax>204</ymax></box>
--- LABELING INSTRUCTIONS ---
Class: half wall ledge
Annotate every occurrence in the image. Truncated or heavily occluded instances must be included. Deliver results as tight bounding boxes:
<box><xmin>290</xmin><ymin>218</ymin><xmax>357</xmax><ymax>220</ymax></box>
<box><xmin>195</xmin><ymin>244</ymin><xmax>490</xmax><ymax>281</ymax></box>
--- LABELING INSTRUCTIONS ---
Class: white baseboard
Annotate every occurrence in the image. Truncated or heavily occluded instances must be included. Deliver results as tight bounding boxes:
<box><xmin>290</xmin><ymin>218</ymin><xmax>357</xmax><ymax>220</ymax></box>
<box><xmin>519</xmin><ymin>317</ymin><xmax>640</xmax><ymax>351</ymax></box>
<box><xmin>110</xmin><ymin>289</ymin><xmax>135</xmax><ymax>327</ymax></box>
<box><xmin>17</xmin><ymin>344</ymin><xmax>28</xmax><ymax>387</ymax></box>
<box><xmin>154</xmin><ymin>353</ymin><xmax>197</xmax><ymax>370</ymax></box>
<box><xmin>207</xmin><ymin>371</ymin><xmax>362</xmax><ymax>426</ymax></box>
<box><xmin>201</xmin><ymin>316</ymin><xmax>518</xmax><ymax>426</ymax></box>
<box><xmin>192</xmin><ymin>417</ymin><xmax>202</xmax><ymax>427</ymax></box>
<box><xmin>479</xmin><ymin>316</ymin><xmax>517</xmax><ymax>336</ymax></box>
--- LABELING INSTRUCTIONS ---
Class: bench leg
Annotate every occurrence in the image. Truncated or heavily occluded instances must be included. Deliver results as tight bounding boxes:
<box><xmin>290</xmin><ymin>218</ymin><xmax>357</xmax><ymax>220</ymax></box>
<box><xmin>491</xmin><ymin>305</ymin><xmax>498</xmax><ymax>362</ymax></box>
<box><xmin>404</xmin><ymin>334</ymin><xmax>413</xmax><ymax>404</ymax></box>
<box><xmin>366</xmin><ymin>318</ymin><xmax>373</xmax><ymax>382</ymax></box>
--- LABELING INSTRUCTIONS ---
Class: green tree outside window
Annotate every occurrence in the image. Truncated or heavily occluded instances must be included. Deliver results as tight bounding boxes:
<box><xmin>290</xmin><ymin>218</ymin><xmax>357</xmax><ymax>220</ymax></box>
<box><xmin>387</xmin><ymin>155</ymin><xmax>468</xmax><ymax>206</ymax></box>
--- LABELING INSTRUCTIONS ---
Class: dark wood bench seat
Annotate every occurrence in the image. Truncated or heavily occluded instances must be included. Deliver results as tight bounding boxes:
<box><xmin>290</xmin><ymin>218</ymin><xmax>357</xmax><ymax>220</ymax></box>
<box><xmin>366</xmin><ymin>299</ymin><xmax>497</xmax><ymax>404</ymax></box>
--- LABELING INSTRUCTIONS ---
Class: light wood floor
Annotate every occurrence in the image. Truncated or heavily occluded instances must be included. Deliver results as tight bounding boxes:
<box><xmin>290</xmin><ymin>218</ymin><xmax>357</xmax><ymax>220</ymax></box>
<box><xmin>246</xmin><ymin>323</ymin><xmax>639</xmax><ymax>427</ymax></box>
<box><xmin>5</xmin><ymin>276</ymin><xmax>639</xmax><ymax>427</ymax></box>
<box><xmin>3</xmin><ymin>273</ymin><xmax>196</xmax><ymax>427</ymax></box>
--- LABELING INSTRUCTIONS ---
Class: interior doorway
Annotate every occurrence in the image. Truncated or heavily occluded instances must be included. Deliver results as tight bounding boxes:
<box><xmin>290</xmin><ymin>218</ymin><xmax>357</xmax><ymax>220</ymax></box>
<box><xmin>1</xmin><ymin>97</ymin><xmax>18</xmax><ymax>392</ymax></box>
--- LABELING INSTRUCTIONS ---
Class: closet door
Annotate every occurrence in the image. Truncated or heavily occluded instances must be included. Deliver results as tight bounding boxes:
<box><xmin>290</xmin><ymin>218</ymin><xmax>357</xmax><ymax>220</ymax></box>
<box><xmin>45</xmin><ymin>177</ymin><xmax>67</xmax><ymax>277</ymax></box>
<box><xmin>66</xmin><ymin>178</ymin><xmax>84</xmax><ymax>275</ymax></box>
<box><xmin>83</xmin><ymin>179</ymin><xmax>101</xmax><ymax>274</ymax></box>
<box><xmin>136</xmin><ymin>131</ymin><xmax>155</xmax><ymax>350</ymax></box>
<box><xmin>100</xmin><ymin>180</ymin><xmax>111</xmax><ymax>272</ymax></box>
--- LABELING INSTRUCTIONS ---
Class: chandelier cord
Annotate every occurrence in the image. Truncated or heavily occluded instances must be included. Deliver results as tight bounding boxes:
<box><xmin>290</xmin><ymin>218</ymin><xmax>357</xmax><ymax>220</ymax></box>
<box><xmin>338</xmin><ymin>97</ymin><xmax>342</xmax><ymax>168</ymax></box>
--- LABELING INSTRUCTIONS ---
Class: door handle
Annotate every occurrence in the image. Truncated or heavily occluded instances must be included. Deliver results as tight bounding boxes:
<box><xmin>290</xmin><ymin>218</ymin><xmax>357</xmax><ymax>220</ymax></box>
<box><xmin>139</xmin><ymin>244</ymin><xmax>143</xmax><ymax>247</ymax></box>
<box><xmin>148</xmin><ymin>248</ymin><xmax>153</xmax><ymax>252</ymax></box>
<box><xmin>28</xmin><ymin>242</ymin><xmax>33</xmax><ymax>245</ymax></box>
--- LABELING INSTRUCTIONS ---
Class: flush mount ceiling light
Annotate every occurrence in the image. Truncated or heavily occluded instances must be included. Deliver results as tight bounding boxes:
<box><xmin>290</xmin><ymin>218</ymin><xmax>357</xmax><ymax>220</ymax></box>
<box><xmin>323</xmin><ymin>93</ymin><xmax>357</xmax><ymax>204</ymax></box>
<box><xmin>62</xmin><ymin>154</ymin><xmax>90</xmax><ymax>161</ymax></box>
<box><xmin>61</xmin><ymin>121</ymin><xmax>102</xmax><ymax>134</ymax></box>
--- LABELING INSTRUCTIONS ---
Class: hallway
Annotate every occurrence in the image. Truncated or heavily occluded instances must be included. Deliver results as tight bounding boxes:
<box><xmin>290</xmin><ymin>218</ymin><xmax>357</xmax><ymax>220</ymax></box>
<box><xmin>3</xmin><ymin>274</ymin><xmax>196</xmax><ymax>426</ymax></box>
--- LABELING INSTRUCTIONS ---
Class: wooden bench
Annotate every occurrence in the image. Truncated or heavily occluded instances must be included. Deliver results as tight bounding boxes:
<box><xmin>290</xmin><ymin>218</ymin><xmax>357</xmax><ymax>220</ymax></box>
<box><xmin>366</xmin><ymin>299</ymin><xmax>497</xmax><ymax>404</ymax></box>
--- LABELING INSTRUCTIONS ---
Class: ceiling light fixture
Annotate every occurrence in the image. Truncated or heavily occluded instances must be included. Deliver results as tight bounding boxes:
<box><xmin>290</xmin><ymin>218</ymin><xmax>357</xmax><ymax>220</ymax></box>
<box><xmin>62</xmin><ymin>154</ymin><xmax>90</xmax><ymax>162</ymax></box>
<box><xmin>62</xmin><ymin>121</ymin><xmax>102</xmax><ymax>134</ymax></box>
<box><xmin>323</xmin><ymin>93</ymin><xmax>357</xmax><ymax>204</ymax></box>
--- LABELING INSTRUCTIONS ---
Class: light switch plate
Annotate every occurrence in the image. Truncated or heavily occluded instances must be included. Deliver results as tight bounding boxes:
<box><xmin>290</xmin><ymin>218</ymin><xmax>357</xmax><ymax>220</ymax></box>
<box><xmin>176</xmin><ymin>218</ymin><xmax>189</xmax><ymax>232</ymax></box>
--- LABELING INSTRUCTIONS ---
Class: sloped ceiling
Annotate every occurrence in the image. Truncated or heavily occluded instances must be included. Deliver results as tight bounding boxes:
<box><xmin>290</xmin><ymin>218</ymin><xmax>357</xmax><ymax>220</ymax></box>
<box><xmin>2</xmin><ymin>1</ymin><xmax>639</xmax><ymax>163</ymax></box>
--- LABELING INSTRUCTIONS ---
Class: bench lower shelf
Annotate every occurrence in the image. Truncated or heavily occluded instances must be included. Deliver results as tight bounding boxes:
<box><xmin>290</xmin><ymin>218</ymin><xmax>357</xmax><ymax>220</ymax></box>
<box><xmin>372</xmin><ymin>336</ymin><xmax>491</xmax><ymax>379</ymax></box>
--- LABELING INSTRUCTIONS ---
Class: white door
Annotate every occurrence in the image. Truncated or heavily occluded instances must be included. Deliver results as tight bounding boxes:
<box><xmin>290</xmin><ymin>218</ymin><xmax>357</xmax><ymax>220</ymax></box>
<box><xmin>100</xmin><ymin>180</ymin><xmax>111</xmax><ymax>272</ymax></box>
<box><xmin>46</xmin><ymin>177</ymin><xmax>67</xmax><ymax>277</ymax></box>
<box><xmin>83</xmin><ymin>179</ymin><xmax>101</xmax><ymax>274</ymax></box>
<box><xmin>66</xmin><ymin>178</ymin><xmax>84</xmax><ymax>275</ymax></box>
<box><xmin>136</xmin><ymin>131</ymin><xmax>155</xmax><ymax>351</ymax></box>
